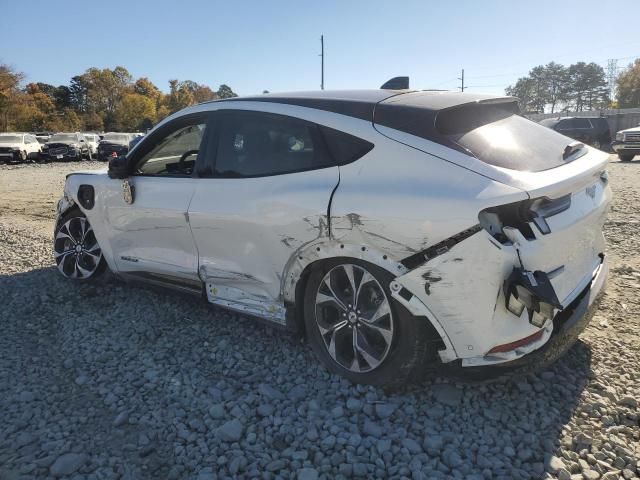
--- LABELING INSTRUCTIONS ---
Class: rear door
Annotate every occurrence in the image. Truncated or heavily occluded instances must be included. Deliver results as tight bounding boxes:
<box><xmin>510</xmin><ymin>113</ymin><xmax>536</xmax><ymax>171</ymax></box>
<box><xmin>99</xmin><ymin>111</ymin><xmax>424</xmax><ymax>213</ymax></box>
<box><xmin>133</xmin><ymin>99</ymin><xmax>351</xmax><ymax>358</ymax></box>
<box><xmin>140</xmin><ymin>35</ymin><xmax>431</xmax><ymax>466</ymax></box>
<box><xmin>188</xmin><ymin>109</ymin><xmax>340</xmax><ymax>322</ymax></box>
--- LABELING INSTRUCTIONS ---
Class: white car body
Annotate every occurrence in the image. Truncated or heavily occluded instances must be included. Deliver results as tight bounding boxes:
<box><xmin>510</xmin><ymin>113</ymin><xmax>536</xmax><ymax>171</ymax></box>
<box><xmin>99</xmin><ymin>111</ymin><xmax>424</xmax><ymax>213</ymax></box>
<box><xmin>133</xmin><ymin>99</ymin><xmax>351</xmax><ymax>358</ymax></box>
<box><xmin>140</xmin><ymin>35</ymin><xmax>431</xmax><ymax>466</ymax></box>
<box><xmin>0</xmin><ymin>132</ymin><xmax>41</xmax><ymax>162</ymax></box>
<box><xmin>82</xmin><ymin>133</ymin><xmax>101</xmax><ymax>154</ymax></box>
<box><xmin>55</xmin><ymin>90</ymin><xmax>610</xmax><ymax>382</ymax></box>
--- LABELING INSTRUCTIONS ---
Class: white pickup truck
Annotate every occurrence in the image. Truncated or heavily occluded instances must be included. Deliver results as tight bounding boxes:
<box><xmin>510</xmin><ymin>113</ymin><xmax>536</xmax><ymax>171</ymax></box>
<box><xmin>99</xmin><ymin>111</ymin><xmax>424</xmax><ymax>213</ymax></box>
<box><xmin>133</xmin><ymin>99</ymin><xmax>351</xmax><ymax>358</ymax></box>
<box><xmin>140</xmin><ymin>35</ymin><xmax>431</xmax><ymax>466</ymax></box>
<box><xmin>612</xmin><ymin>124</ymin><xmax>640</xmax><ymax>162</ymax></box>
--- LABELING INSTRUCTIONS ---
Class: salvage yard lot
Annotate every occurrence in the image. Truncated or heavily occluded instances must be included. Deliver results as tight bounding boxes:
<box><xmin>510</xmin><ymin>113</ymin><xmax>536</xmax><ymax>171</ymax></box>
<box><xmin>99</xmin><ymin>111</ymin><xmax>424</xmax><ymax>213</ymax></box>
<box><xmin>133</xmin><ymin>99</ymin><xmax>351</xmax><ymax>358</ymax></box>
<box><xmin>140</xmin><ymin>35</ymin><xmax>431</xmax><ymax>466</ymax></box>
<box><xmin>0</xmin><ymin>158</ymin><xmax>638</xmax><ymax>479</ymax></box>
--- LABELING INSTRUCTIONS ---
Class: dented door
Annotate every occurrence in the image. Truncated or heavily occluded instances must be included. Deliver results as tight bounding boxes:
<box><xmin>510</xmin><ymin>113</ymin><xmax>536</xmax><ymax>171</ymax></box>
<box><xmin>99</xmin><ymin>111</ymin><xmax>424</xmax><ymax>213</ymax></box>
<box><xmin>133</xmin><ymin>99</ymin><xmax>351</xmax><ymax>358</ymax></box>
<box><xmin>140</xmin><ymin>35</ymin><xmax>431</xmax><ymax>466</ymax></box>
<box><xmin>188</xmin><ymin>168</ymin><xmax>339</xmax><ymax>323</ymax></box>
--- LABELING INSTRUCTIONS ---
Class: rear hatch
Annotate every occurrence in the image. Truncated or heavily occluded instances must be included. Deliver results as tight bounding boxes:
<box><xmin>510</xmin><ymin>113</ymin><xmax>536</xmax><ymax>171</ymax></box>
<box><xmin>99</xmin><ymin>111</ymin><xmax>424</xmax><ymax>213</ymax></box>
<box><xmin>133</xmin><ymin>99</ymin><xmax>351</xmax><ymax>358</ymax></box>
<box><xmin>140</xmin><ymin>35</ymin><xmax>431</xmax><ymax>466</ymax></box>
<box><xmin>376</xmin><ymin>94</ymin><xmax>611</xmax><ymax>306</ymax></box>
<box><xmin>435</xmin><ymin>102</ymin><xmax>610</xmax><ymax>306</ymax></box>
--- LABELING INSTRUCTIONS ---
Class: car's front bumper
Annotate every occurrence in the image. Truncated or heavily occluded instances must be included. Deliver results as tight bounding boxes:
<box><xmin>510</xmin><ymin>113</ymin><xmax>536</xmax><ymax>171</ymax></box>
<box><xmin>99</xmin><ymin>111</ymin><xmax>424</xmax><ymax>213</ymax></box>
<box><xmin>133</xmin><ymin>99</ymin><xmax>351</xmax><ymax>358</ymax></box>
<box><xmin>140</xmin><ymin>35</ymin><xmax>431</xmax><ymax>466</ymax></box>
<box><xmin>0</xmin><ymin>151</ymin><xmax>21</xmax><ymax>162</ymax></box>
<box><xmin>42</xmin><ymin>150</ymin><xmax>81</xmax><ymax>161</ymax></box>
<box><xmin>611</xmin><ymin>141</ymin><xmax>640</xmax><ymax>154</ymax></box>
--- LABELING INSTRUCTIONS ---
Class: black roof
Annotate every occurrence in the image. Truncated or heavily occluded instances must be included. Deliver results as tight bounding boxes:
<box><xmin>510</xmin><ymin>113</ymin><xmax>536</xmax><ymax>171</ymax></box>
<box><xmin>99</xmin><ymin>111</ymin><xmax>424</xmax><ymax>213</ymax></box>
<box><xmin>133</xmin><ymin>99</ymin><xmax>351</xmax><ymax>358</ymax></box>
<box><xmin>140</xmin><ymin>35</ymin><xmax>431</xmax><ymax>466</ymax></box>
<box><xmin>214</xmin><ymin>89</ymin><xmax>516</xmax><ymax>123</ymax></box>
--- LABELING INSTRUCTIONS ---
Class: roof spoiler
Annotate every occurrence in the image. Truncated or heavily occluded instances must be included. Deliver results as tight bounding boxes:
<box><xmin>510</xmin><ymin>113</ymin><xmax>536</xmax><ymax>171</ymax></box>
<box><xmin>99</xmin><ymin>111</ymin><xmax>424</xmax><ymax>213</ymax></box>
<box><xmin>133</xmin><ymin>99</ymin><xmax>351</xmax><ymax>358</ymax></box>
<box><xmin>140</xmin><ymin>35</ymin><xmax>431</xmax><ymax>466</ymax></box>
<box><xmin>380</xmin><ymin>76</ymin><xmax>409</xmax><ymax>90</ymax></box>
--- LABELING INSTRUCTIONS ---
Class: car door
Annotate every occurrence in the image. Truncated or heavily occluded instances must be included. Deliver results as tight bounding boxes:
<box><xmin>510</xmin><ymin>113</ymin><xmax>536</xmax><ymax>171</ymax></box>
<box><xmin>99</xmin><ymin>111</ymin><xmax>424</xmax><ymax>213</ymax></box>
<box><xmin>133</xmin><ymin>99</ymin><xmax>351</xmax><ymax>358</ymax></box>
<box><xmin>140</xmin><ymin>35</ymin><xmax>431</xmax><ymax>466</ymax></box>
<box><xmin>99</xmin><ymin>112</ymin><xmax>212</xmax><ymax>284</ymax></box>
<box><xmin>187</xmin><ymin>109</ymin><xmax>340</xmax><ymax>322</ymax></box>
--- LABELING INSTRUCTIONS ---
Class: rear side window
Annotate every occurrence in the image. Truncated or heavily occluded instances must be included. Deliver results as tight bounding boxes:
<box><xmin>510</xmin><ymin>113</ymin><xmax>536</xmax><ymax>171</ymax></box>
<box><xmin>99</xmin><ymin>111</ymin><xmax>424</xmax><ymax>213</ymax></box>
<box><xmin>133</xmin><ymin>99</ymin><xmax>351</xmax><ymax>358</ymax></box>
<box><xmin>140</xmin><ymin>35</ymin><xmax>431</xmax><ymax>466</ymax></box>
<box><xmin>214</xmin><ymin>111</ymin><xmax>334</xmax><ymax>177</ymax></box>
<box><xmin>573</xmin><ymin>118</ymin><xmax>592</xmax><ymax>129</ymax></box>
<box><xmin>320</xmin><ymin>126</ymin><xmax>373</xmax><ymax>165</ymax></box>
<box><xmin>436</xmin><ymin>105</ymin><xmax>577</xmax><ymax>172</ymax></box>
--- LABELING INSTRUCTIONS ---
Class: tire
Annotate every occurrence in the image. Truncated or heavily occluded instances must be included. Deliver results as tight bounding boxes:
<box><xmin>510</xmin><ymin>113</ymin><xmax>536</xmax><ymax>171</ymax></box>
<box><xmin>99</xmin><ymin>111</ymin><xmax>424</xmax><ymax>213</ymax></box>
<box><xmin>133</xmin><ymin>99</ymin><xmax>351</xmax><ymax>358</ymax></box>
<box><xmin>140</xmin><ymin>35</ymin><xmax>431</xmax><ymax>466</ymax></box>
<box><xmin>618</xmin><ymin>154</ymin><xmax>635</xmax><ymax>162</ymax></box>
<box><xmin>86</xmin><ymin>149</ymin><xmax>92</xmax><ymax>161</ymax></box>
<box><xmin>53</xmin><ymin>210</ymin><xmax>107</xmax><ymax>281</ymax></box>
<box><xmin>19</xmin><ymin>150</ymin><xmax>27</xmax><ymax>162</ymax></box>
<box><xmin>303</xmin><ymin>258</ymin><xmax>434</xmax><ymax>387</ymax></box>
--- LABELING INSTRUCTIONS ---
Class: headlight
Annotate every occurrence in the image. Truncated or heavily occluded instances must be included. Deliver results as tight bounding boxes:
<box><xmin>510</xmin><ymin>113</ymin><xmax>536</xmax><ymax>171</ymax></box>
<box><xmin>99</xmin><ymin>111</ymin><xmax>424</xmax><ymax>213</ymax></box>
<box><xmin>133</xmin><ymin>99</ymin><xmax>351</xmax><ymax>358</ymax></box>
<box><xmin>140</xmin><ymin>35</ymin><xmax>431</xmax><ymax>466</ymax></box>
<box><xmin>616</xmin><ymin>132</ymin><xmax>625</xmax><ymax>141</ymax></box>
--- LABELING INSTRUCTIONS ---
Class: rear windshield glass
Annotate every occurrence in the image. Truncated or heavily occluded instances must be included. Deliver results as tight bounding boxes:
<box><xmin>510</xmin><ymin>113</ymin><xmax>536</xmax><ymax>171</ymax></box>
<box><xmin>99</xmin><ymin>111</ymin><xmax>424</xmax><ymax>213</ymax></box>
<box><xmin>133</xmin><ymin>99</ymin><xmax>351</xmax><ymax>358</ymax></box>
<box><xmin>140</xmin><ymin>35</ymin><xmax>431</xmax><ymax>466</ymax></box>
<box><xmin>0</xmin><ymin>135</ymin><xmax>22</xmax><ymax>143</ymax></box>
<box><xmin>102</xmin><ymin>134</ymin><xmax>129</xmax><ymax>143</ymax></box>
<box><xmin>437</xmin><ymin>106</ymin><xmax>576</xmax><ymax>172</ymax></box>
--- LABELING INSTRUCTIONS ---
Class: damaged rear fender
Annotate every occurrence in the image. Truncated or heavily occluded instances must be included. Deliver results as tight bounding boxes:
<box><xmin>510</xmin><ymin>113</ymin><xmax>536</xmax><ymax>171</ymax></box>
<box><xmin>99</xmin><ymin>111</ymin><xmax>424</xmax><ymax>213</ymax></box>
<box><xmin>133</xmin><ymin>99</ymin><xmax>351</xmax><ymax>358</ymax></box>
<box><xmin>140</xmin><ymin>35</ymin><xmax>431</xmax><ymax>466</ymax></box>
<box><xmin>280</xmin><ymin>239</ymin><xmax>408</xmax><ymax>303</ymax></box>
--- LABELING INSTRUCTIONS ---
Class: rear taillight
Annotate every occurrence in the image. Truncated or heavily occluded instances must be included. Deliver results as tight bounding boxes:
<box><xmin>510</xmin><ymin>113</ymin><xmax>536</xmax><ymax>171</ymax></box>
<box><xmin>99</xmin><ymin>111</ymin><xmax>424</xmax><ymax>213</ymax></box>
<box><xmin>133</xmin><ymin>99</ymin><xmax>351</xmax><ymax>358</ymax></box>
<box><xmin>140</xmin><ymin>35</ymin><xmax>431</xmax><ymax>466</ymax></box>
<box><xmin>479</xmin><ymin>195</ymin><xmax>571</xmax><ymax>244</ymax></box>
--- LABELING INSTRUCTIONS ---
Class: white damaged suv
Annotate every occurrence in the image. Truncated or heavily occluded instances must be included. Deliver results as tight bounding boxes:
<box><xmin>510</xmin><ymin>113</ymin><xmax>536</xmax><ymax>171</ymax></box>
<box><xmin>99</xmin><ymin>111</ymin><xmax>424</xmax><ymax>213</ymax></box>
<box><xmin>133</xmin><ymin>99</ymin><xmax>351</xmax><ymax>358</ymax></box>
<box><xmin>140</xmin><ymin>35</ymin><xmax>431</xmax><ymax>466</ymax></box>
<box><xmin>54</xmin><ymin>88</ymin><xmax>610</xmax><ymax>386</ymax></box>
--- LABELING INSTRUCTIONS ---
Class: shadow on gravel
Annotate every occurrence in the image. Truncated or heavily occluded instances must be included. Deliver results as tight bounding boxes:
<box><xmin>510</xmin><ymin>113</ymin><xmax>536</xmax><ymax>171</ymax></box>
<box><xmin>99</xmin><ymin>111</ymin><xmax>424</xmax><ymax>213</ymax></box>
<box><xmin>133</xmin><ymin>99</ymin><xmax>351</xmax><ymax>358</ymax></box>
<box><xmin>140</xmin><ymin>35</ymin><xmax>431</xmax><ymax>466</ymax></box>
<box><xmin>0</xmin><ymin>266</ymin><xmax>594</xmax><ymax>479</ymax></box>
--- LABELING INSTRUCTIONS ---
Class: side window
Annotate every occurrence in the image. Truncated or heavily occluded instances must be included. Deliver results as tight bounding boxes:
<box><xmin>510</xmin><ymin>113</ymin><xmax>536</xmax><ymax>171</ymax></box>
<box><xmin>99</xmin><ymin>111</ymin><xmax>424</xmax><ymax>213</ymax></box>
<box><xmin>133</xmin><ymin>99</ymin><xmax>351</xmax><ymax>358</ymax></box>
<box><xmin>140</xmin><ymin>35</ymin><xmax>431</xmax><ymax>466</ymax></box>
<box><xmin>319</xmin><ymin>126</ymin><xmax>374</xmax><ymax>165</ymax></box>
<box><xmin>23</xmin><ymin>135</ymin><xmax>30</xmax><ymax>144</ymax></box>
<box><xmin>555</xmin><ymin>119</ymin><xmax>572</xmax><ymax>130</ymax></box>
<box><xmin>136</xmin><ymin>121</ymin><xmax>206</xmax><ymax>176</ymax></box>
<box><xmin>574</xmin><ymin>118</ymin><xmax>592</xmax><ymax>129</ymax></box>
<box><xmin>214</xmin><ymin>111</ymin><xmax>333</xmax><ymax>177</ymax></box>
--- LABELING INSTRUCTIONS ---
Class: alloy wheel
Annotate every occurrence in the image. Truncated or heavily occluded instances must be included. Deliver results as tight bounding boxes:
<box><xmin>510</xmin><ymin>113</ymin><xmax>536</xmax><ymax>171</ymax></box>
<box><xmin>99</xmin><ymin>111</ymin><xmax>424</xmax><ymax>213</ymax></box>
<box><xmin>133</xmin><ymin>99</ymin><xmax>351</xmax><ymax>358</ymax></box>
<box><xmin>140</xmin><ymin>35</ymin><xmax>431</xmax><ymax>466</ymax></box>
<box><xmin>54</xmin><ymin>217</ymin><xmax>102</xmax><ymax>279</ymax></box>
<box><xmin>314</xmin><ymin>264</ymin><xmax>394</xmax><ymax>373</ymax></box>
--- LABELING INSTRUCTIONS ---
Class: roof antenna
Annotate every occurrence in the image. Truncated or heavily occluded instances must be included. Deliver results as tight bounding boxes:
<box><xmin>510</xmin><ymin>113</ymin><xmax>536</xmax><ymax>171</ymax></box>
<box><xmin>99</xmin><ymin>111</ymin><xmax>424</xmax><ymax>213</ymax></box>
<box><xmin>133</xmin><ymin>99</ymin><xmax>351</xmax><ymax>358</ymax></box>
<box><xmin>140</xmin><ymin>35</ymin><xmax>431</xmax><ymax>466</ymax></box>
<box><xmin>380</xmin><ymin>76</ymin><xmax>409</xmax><ymax>90</ymax></box>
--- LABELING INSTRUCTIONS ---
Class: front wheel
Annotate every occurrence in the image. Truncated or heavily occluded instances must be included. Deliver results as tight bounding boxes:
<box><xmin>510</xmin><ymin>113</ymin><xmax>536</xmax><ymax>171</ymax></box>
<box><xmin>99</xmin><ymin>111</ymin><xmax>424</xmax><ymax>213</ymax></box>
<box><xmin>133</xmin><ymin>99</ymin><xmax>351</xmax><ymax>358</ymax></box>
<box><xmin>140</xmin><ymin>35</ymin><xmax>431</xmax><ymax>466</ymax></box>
<box><xmin>619</xmin><ymin>154</ymin><xmax>635</xmax><ymax>162</ymax></box>
<box><xmin>54</xmin><ymin>212</ymin><xmax>106</xmax><ymax>280</ymax></box>
<box><xmin>303</xmin><ymin>259</ymin><xmax>434</xmax><ymax>386</ymax></box>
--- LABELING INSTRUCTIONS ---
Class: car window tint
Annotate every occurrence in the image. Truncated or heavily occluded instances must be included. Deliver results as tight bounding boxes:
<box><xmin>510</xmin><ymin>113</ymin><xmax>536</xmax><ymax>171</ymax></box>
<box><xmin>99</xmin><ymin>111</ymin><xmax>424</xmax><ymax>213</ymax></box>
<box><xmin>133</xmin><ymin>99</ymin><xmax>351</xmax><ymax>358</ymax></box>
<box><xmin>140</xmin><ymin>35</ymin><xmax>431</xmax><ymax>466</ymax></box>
<box><xmin>574</xmin><ymin>118</ymin><xmax>592</xmax><ymax>129</ymax></box>
<box><xmin>214</xmin><ymin>111</ymin><xmax>333</xmax><ymax>177</ymax></box>
<box><xmin>319</xmin><ymin>126</ymin><xmax>373</xmax><ymax>165</ymax></box>
<box><xmin>137</xmin><ymin>123</ymin><xmax>206</xmax><ymax>176</ymax></box>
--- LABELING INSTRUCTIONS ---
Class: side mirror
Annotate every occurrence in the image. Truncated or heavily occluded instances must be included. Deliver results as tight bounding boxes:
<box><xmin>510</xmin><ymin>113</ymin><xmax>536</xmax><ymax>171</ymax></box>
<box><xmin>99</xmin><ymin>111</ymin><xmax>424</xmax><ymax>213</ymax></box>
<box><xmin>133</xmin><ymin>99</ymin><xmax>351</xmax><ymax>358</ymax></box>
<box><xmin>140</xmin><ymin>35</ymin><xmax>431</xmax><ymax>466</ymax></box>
<box><xmin>108</xmin><ymin>155</ymin><xmax>130</xmax><ymax>179</ymax></box>
<box><xmin>80</xmin><ymin>139</ymin><xmax>85</xmax><ymax>143</ymax></box>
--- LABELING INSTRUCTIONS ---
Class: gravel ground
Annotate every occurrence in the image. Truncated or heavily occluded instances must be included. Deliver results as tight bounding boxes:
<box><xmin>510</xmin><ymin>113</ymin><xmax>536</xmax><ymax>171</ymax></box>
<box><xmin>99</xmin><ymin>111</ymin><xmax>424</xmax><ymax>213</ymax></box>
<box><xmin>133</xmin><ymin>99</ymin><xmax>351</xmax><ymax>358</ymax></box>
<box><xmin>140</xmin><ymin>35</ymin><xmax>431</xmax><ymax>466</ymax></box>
<box><xmin>0</xmin><ymin>159</ymin><xmax>638</xmax><ymax>480</ymax></box>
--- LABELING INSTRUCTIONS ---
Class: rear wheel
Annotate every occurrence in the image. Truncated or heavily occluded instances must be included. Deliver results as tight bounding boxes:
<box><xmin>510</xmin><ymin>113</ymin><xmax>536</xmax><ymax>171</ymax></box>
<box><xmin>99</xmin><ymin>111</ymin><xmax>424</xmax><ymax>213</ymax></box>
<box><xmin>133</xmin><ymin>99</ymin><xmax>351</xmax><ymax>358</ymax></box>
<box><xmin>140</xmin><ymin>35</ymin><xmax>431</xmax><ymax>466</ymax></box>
<box><xmin>54</xmin><ymin>212</ymin><xmax>106</xmax><ymax>280</ymax></box>
<box><xmin>619</xmin><ymin>154</ymin><xmax>635</xmax><ymax>162</ymax></box>
<box><xmin>304</xmin><ymin>259</ymin><xmax>434</xmax><ymax>386</ymax></box>
<box><xmin>19</xmin><ymin>150</ymin><xmax>27</xmax><ymax>162</ymax></box>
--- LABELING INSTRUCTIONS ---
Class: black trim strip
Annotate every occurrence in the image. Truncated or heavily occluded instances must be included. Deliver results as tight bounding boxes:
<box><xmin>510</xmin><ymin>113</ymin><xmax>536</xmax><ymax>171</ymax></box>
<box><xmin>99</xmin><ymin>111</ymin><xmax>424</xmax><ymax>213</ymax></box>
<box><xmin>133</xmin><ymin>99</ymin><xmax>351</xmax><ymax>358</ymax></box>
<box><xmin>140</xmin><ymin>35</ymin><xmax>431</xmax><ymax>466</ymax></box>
<box><xmin>400</xmin><ymin>224</ymin><xmax>482</xmax><ymax>270</ymax></box>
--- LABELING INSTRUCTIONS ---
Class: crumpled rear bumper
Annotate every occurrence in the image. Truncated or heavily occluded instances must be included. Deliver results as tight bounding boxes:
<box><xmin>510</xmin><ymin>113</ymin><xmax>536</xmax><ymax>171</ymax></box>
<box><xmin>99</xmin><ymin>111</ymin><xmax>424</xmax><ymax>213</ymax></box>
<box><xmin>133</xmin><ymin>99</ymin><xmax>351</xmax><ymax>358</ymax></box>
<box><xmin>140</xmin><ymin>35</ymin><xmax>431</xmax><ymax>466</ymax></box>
<box><xmin>443</xmin><ymin>258</ymin><xmax>607</xmax><ymax>381</ymax></box>
<box><xmin>489</xmin><ymin>257</ymin><xmax>606</xmax><ymax>370</ymax></box>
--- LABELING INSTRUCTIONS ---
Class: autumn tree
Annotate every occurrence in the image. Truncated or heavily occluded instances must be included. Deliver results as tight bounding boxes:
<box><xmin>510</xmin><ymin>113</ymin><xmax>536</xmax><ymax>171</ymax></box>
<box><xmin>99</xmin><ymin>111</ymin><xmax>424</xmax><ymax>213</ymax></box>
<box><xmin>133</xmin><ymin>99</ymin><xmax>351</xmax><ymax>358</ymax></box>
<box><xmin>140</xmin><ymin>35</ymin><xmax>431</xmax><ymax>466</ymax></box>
<box><xmin>114</xmin><ymin>93</ymin><xmax>156</xmax><ymax>131</ymax></box>
<box><xmin>0</xmin><ymin>64</ymin><xmax>25</xmax><ymax>131</ymax></box>
<box><xmin>617</xmin><ymin>59</ymin><xmax>640</xmax><ymax>108</ymax></box>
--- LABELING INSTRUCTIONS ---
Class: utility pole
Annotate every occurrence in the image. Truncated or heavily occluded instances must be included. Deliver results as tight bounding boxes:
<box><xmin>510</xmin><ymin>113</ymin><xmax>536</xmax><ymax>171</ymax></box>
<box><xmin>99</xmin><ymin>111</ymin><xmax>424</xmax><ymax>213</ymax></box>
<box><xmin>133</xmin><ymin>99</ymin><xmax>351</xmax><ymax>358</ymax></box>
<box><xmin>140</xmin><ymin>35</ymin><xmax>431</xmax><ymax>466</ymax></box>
<box><xmin>606</xmin><ymin>58</ymin><xmax>618</xmax><ymax>105</ymax></box>
<box><xmin>320</xmin><ymin>35</ymin><xmax>325</xmax><ymax>90</ymax></box>
<box><xmin>458</xmin><ymin>69</ymin><xmax>465</xmax><ymax>92</ymax></box>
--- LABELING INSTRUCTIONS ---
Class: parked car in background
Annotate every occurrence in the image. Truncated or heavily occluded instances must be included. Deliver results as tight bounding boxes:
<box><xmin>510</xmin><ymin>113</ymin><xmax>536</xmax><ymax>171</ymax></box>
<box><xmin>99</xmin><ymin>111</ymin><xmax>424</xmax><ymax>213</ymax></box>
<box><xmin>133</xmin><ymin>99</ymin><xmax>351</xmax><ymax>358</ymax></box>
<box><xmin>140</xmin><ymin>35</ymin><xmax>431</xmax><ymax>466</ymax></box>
<box><xmin>539</xmin><ymin>117</ymin><xmax>611</xmax><ymax>150</ymax></box>
<box><xmin>41</xmin><ymin>132</ymin><xmax>92</xmax><ymax>162</ymax></box>
<box><xmin>612</xmin><ymin>124</ymin><xmax>640</xmax><ymax>162</ymax></box>
<box><xmin>0</xmin><ymin>132</ymin><xmax>41</xmax><ymax>163</ymax></box>
<box><xmin>97</xmin><ymin>133</ymin><xmax>133</xmax><ymax>161</ymax></box>
<box><xmin>54</xmin><ymin>89</ymin><xmax>610</xmax><ymax>386</ymax></box>
<box><xmin>34</xmin><ymin>132</ymin><xmax>52</xmax><ymax>144</ymax></box>
<box><xmin>129</xmin><ymin>134</ymin><xmax>144</xmax><ymax>150</ymax></box>
<box><xmin>82</xmin><ymin>133</ymin><xmax>101</xmax><ymax>156</ymax></box>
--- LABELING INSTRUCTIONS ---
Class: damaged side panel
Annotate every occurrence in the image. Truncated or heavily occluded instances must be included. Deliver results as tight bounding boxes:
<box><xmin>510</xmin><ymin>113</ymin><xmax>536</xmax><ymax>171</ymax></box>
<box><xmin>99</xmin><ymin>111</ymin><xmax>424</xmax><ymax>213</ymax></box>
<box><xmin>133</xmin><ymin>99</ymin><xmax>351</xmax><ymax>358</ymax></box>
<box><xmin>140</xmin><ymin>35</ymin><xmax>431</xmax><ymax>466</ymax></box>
<box><xmin>394</xmin><ymin>231</ymin><xmax>549</xmax><ymax>361</ymax></box>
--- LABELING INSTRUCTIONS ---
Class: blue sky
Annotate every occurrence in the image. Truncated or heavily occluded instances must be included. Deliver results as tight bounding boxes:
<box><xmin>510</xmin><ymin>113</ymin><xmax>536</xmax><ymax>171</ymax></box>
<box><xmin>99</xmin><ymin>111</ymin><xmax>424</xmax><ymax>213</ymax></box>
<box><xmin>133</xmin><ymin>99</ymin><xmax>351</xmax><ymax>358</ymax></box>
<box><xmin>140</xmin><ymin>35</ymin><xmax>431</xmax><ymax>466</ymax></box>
<box><xmin>2</xmin><ymin>0</ymin><xmax>639</xmax><ymax>96</ymax></box>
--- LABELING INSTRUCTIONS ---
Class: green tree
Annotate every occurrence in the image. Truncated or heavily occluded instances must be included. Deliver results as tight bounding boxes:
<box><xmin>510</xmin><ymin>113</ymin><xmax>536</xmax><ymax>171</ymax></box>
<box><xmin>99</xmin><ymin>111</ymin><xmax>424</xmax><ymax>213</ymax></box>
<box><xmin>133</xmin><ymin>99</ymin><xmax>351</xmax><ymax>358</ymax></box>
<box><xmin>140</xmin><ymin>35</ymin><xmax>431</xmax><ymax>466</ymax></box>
<box><xmin>217</xmin><ymin>84</ymin><xmax>237</xmax><ymax>99</ymax></box>
<box><xmin>617</xmin><ymin>59</ymin><xmax>640</xmax><ymax>108</ymax></box>
<box><xmin>567</xmin><ymin>62</ymin><xmax>608</xmax><ymax>111</ymax></box>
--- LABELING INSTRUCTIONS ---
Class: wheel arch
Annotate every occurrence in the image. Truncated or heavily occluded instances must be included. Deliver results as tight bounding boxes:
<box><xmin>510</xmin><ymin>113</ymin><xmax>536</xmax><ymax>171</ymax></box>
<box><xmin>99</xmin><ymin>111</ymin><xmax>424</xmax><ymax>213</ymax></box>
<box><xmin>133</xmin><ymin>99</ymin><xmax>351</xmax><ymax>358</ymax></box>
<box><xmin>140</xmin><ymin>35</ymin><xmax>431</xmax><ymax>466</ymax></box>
<box><xmin>285</xmin><ymin>244</ymin><xmax>446</xmax><ymax>353</ymax></box>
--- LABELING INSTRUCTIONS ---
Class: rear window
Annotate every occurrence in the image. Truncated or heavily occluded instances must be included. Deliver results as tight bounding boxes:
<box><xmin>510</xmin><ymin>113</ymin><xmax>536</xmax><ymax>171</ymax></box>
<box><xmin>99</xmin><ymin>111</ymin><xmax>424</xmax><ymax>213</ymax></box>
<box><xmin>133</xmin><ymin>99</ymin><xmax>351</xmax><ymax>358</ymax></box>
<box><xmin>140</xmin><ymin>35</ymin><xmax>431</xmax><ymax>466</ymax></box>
<box><xmin>436</xmin><ymin>105</ymin><xmax>577</xmax><ymax>172</ymax></box>
<box><xmin>320</xmin><ymin>126</ymin><xmax>373</xmax><ymax>165</ymax></box>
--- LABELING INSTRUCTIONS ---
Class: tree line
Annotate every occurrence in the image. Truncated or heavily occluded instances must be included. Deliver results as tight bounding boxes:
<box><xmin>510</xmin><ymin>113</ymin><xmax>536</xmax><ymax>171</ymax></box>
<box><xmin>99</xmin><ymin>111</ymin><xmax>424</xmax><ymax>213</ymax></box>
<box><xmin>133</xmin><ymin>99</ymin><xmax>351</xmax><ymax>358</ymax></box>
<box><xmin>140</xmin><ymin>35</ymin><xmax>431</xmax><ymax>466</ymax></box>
<box><xmin>0</xmin><ymin>64</ymin><xmax>237</xmax><ymax>132</ymax></box>
<box><xmin>506</xmin><ymin>59</ymin><xmax>640</xmax><ymax>114</ymax></box>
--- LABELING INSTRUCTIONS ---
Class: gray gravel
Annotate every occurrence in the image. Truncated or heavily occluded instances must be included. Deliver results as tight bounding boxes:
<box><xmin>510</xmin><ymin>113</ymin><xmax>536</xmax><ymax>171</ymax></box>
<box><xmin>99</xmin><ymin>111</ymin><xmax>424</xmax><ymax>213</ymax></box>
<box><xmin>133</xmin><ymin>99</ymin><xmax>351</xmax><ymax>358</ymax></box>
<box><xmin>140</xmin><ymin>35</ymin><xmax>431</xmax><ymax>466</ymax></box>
<box><xmin>0</xmin><ymin>159</ymin><xmax>639</xmax><ymax>479</ymax></box>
